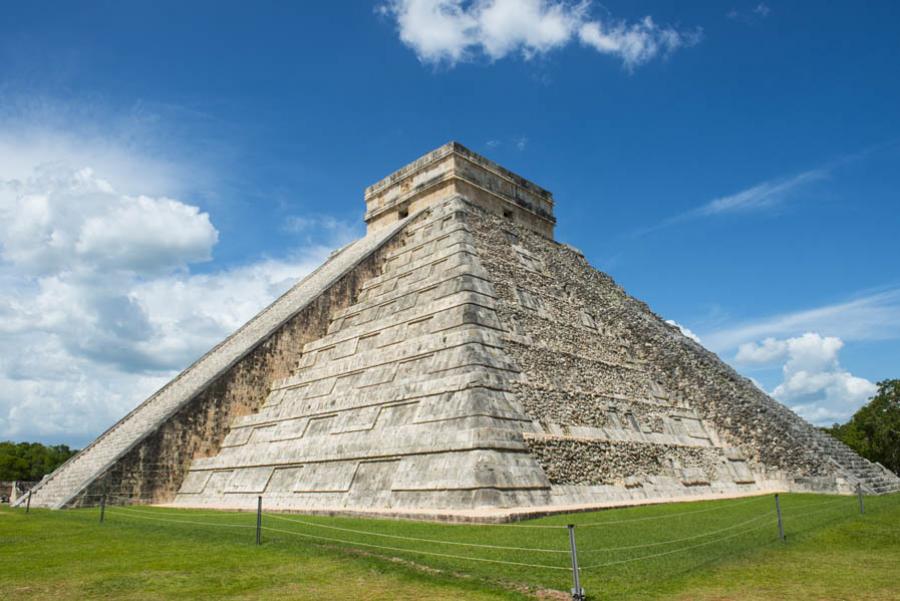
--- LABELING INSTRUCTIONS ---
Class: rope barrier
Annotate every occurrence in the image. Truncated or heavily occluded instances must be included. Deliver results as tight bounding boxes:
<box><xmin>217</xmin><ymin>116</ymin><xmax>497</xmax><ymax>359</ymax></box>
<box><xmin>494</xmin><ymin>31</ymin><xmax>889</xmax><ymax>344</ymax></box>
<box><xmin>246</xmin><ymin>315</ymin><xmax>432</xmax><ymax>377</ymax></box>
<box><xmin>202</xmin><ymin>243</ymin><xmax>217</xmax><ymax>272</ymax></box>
<box><xmin>785</xmin><ymin>499</ymin><xmax>858</xmax><ymax>520</ymax></box>
<box><xmin>579</xmin><ymin>510</ymin><xmax>773</xmax><ymax>553</ymax></box>
<box><xmin>87</xmin><ymin>493</ymin><xmax>865</xmax><ymax>577</ymax></box>
<box><xmin>266</xmin><ymin>513</ymin><xmax>571</xmax><ymax>554</ymax></box>
<box><xmin>95</xmin><ymin>507</ymin><xmax>571</xmax><ymax>569</ymax></box>
<box><xmin>106</xmin><ymin>507</ymin><xmax>255</xmax><ymax>529</ymax></box>
<box><xmin>575</xmin><ymin>494</ymin><xmax>767</xmax><ymax>527</ymax></box>
<box><xmin>260</xmin><ymin>524</ymin><xmax>571</xmax><ymax>571</ymax></box>
<box><xmin>103</xmin><ymin>504</ymin><xmax>257</xmax><ymax>518</ymax></box>
<box><xmin>580</xmin><ymin>519</ymin><xmax>776</xmax><ymax>570</ymax></box>
<box><xmin>783</xmin><ymin>497</ymin><xmax>853</xmax><ymax>511</ymax></box>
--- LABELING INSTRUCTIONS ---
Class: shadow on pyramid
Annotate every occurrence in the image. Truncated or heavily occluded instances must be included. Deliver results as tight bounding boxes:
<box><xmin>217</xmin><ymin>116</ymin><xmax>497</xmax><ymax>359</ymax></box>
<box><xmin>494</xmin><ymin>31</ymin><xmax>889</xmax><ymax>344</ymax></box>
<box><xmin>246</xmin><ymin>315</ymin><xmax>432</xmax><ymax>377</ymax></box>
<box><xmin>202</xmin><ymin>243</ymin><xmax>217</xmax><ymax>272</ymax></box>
<box><xmin>21</xmin><ymin>142</ymin><xmax>900</xmax><ymax>520</ymax></box>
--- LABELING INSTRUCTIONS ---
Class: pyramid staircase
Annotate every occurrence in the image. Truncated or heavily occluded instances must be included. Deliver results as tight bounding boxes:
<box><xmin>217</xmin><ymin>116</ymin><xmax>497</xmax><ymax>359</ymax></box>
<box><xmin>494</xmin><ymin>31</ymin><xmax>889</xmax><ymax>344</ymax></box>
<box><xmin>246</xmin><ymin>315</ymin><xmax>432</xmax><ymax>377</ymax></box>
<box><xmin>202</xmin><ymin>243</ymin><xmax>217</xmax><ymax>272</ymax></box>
<box><xmin>20</xmin><ymin>141</ymin><xmax>899</xmax><ymax>514</ymax></box>
<box><xmin>173</xmin><ymin>199</ymin><xmax>553</xmax><ymax>512</ymax></box>
<box><xmin>16</xmin><ymin>217</ymin><xmax>412</xmax><ymax>509</ymax></box>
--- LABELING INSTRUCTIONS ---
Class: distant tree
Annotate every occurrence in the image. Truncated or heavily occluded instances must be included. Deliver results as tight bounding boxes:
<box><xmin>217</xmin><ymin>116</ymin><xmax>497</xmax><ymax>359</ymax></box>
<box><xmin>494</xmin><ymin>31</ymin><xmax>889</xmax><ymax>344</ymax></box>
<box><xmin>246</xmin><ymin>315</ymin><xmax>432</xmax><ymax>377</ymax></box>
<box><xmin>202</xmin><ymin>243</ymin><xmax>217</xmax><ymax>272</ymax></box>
<box><xmin>0</xmin><ymin>441</ymin><xmax>78</xmax><ymax>481</ymax></box>
<box><xmin>824</xmin><ymin>379</ymin><xmax>900</xmax><ymax>474</ymax></box>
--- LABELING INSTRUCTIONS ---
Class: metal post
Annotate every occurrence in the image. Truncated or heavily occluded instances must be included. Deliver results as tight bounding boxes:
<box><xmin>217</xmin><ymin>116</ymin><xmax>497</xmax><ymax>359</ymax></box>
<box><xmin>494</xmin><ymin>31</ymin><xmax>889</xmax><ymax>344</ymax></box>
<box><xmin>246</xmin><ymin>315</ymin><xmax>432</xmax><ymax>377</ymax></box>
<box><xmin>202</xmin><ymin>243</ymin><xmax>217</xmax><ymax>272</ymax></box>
<box><xmin>256</xmin><ymin>496</ymin><xmax>262</xmax><ymax>545</ymax></box>
<box><xmin>26</xmin><ymin>490</ymin><xmax>32</xmax><ymax>513</ymax></box>
<box><xmin>774</xmin><ymin>494</ymin><xmax>785</xmax><ymax>542</ymax></box>
<box><xmin>857</xmin><ymin>483</ymin><xmax>865</xmax><ymax>515</ymax></box>
<box><xmin>567</xmin><ymin>524</ymin><xmax>585</xmax><ymax>601</ymax></box>
<box><xmin>99</xmin><ymin>495</ymin><xmax>106</xmax><ymax>523</ymax></box>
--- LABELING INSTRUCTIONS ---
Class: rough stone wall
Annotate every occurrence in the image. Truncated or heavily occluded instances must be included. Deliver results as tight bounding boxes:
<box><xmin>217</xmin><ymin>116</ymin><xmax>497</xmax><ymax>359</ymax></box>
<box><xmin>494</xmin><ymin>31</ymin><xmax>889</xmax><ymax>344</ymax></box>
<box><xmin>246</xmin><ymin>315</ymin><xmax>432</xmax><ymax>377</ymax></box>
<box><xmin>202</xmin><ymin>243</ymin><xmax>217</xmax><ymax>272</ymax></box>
<box><xmin>516</xmin><ymin>388</ymin><xmax>677</xmax><ymax>434</ymax></box>
<box><xmin>68</xmin><ymin>233</ymin><xmax>409</xmax><ymax>507</ymax></box>
<box><xmin>527</xmin><ymin>438</ymin><xmax>722</xmax><ymax>485</ymax></box>
<box><xmin>464</xmin><ymin>200</ymin><xmax>896</xmax><ymax>492</ymax></box>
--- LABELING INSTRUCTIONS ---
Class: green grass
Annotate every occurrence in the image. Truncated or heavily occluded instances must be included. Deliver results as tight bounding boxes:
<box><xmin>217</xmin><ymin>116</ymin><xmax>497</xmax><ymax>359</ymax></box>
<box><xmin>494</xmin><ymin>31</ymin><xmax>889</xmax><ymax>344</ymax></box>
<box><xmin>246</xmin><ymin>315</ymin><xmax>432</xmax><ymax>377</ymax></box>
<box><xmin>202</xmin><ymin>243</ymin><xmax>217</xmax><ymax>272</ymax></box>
<box><xmin>2</xmin><ymin>493</ymin><xmax>898</xmax><ymax>600</ymax></box>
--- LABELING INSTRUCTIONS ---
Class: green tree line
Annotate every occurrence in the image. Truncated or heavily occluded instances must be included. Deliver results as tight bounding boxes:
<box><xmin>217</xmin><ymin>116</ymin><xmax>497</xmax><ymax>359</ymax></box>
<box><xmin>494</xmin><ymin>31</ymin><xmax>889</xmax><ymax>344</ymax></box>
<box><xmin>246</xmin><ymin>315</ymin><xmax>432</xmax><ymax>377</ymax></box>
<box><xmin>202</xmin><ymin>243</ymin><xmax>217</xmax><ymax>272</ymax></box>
<box><xmin>824</xmin><ymin>379</ymin><xmax>900</xmax><ymax>474</ymax></box>
<box><xmin>0</xmin><ymin>441</ymin><xmax>78</xmax><ymax>481</ymax></box>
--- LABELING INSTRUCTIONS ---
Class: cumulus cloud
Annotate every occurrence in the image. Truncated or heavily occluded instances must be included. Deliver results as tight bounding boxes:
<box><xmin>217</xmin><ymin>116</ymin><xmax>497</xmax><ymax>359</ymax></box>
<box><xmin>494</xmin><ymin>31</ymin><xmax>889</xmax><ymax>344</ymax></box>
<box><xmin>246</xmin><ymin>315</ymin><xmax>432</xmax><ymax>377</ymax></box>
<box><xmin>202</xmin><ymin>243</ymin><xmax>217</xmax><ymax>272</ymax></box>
<box><xmin>735</xmin><ymin>333</ymin><xmax>877</xmax><ymax>425</ymax></box>
<box><xmin>704</xmin><ymin>288</ymin><xmax>900</xmax><ymax>352</ymax></box>
<box><xmin>0</xmin><ymin>166</ymin><xmax>217</xmax><ymax>275</ymax></box>
<box><xmin>578</xmin><ymin>16</ymin><xmax>695</xmax><ymax>69</ymax></box>
<box><xmin>666</xmin><ymin>319</ymin><xmax>701</xmax><ymax>343</ymax></box>
<box><xmin>0</xmin><ymin>134</ymin><xmax>338</xmax><ymax>446</ymax></box>
<box><xmin>379</xmin><ymin>0</ymin><xmax>700</xmax><ymax>69</ymax></box>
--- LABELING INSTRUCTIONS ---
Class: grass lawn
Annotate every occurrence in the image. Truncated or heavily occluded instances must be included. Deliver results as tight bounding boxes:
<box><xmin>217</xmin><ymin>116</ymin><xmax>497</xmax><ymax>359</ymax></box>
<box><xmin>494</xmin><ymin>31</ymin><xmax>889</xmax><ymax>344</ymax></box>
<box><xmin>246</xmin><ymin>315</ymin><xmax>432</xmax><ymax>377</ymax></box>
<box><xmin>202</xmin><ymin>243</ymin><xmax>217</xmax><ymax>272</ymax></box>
<box><xmin>2</xmin><ymin>492</ymin><xmax>897</xmax><ymax>600</ymax></box>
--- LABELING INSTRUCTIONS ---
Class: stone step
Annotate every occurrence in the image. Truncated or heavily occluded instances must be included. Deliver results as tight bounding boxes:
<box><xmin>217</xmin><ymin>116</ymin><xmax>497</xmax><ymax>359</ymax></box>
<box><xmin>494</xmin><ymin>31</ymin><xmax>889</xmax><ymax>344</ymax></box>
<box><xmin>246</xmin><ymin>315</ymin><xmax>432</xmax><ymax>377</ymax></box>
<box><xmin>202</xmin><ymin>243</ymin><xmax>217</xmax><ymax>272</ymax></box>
<box><xmin>20</xmin><ymin>217</ymin><xmax>413</xmax><ymax>509</ymax></box>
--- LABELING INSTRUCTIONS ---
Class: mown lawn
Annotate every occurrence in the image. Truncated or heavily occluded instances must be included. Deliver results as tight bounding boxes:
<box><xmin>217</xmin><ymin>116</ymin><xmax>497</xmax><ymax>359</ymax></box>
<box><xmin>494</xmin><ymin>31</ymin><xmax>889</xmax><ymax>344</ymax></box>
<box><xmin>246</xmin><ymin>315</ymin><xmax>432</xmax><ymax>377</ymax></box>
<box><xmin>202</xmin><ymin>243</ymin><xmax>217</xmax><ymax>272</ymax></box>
<box><xmin>2</xmin><ymin>492</ymin><xmax>897</xmax><ymax>600</ymax></box>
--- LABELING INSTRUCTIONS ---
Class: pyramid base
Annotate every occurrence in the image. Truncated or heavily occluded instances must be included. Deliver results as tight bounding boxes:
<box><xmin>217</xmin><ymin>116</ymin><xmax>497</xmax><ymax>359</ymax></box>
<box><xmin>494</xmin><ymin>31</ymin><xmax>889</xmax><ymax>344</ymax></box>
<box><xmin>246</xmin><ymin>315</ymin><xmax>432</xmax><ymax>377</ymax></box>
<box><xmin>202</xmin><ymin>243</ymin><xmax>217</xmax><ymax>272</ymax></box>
<box><xmin>158</xmin><ymin>476</ymin><xmax>860</xmax><ymax>523</ymax></box>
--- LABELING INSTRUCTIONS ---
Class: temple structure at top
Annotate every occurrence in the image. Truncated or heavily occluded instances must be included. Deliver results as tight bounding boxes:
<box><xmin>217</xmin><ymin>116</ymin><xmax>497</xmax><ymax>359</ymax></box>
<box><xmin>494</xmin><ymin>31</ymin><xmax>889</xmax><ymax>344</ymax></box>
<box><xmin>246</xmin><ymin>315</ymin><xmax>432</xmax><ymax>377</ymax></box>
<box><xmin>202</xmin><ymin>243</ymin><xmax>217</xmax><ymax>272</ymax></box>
<box><xmin>364</xmin><ymin>142</ymin><xmax>555</xmax><ymax>238</ymax></box>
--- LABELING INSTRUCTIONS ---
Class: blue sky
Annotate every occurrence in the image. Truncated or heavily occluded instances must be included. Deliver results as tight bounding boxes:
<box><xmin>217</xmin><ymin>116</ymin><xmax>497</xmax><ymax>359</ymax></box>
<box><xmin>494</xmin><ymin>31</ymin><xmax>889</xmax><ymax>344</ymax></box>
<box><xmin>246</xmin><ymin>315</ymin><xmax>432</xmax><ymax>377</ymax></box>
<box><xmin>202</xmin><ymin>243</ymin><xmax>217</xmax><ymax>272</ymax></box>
<box><xmin>1</xmin><ymin>1</ymin><xmax>899</xmax><ymax>446</ymax></box>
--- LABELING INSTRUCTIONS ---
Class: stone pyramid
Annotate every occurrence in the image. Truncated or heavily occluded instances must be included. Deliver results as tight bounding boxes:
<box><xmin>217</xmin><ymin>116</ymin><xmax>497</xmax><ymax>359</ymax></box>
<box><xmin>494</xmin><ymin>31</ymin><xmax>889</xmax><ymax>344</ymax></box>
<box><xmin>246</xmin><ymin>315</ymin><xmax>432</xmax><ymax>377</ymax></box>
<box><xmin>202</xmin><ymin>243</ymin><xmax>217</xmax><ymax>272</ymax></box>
<box><xmin>23</xmin><ymin>142</ymin><xmax>899</xmax><ymax>517</ymax></box>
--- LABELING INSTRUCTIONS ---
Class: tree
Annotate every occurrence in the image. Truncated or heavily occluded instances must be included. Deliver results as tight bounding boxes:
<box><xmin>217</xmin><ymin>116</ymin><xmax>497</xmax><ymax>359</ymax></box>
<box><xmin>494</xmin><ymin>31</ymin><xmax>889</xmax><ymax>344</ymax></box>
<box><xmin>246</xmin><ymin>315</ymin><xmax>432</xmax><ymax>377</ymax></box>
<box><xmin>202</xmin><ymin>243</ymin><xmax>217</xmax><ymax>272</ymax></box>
<box><xmin>0</xmin><ymin>441</ymin><xmax>78</xmax><ymax>481</ymax></box>
<box><xmin>825</xmin><ymin>379</ymin><xmax>900</xmax><ymax>474</ymax></box>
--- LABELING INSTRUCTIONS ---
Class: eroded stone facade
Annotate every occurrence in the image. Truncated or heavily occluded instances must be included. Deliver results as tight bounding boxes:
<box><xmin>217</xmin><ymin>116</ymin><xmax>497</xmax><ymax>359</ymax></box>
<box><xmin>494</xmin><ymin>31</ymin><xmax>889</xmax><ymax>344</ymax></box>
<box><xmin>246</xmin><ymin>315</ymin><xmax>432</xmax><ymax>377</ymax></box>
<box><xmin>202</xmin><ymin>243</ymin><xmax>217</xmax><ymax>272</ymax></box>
<box><xmin>22</xmin><ymin>143</ymin><xmax>900</xmax><ymax>516</ymax></box>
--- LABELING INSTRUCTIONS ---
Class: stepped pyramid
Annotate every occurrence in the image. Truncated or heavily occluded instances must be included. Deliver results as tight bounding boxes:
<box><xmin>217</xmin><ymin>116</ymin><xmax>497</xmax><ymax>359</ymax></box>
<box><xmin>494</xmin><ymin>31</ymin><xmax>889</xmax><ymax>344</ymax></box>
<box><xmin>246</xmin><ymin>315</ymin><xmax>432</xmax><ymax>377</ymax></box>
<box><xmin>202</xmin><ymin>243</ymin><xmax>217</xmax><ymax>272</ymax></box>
<box><xmin>22</xmin><ymin>142</ymin><xmax>899</xmax><ymax>517</ymax></box>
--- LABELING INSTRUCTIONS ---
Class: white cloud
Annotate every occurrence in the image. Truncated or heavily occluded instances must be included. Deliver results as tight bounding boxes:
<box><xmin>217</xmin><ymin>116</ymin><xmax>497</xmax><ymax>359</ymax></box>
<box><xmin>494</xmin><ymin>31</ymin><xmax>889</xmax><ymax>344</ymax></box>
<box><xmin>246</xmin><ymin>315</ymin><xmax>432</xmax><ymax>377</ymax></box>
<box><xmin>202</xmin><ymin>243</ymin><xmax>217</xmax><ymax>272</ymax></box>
<box><xmin>703</xmin><ymin>288</ymin><xmax>900</xmax><ymax>352</ymax></box>
<box><xmin>666</xmin><ymin>319</ymin><xmax>701</xmax><ymax>343</ymax></box>
<box><xmin>383</xmin><ymin>0</ymin><xmax>478</xmax><ymax>64</ymax></box>
<box><xmin>635</xmin><ymin>167</ymin><xmax>828</xmax><ymax>236</ymax></box>
<box><xmin>579</xmin><ymin>16</ymin><xmax>697</xmax><ymax>70</ymax></box>
<box><xmin>0</xmin><ymin>128</ymin><xmax>341</xmax><ymax>447</ymax></box>
<box><xmin>697</xmin><ymin>169</ymin><xmax>827</xmax><ymax>217</ymax></box>
<box><xmin>734</xmin><ymin>333</ymin><xmax>877</xmax><ymax>425</ymax></box>
<box><xmin>379</xmin><ymin>0</ymin><xmax>699</xmax><ymax>69</ymax></box>
<box><xmin>735</xmin><ymin>337</ymin><xmax>789</xmax><ymax>364</ymax></box>
<box><xmin>0</xmin><ymin>166</ymin><xmax>217</xmax><ymax>275</ymax></box>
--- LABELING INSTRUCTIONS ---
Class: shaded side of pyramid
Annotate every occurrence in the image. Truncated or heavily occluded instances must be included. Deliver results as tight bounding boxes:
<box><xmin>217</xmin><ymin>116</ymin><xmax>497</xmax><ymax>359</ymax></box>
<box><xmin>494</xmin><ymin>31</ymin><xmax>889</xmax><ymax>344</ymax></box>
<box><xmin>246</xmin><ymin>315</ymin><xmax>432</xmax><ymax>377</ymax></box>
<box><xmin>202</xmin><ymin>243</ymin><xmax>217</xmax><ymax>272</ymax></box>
<box><xmin>462</xmin><ymin>199</ymin><xmax>900</xmax><ymax>504</ymax></box>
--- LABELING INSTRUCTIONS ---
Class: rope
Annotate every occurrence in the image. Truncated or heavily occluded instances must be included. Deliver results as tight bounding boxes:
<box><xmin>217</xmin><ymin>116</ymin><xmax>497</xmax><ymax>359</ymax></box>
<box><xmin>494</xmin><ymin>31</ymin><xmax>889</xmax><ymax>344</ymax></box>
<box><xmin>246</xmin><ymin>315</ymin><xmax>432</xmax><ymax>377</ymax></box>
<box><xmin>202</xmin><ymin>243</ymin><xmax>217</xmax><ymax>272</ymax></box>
<box><xmin>103</xmin><ymin>504</ymin><xmax>256</xmax><ymax>518</ymax></box>
<box><xmin>100</xmin><ymin>507</ymin><xmax>569</xmax><ymax>569</ymax></box>
<box><xmin>786</xmin><ymin>499</ymin><xmax>858</xmax><ymax>520</ymax></box>
<box><xmin>783</xmin><ymin>497</ymin><xmax>853</xmax><ymax>511</ymax></box>
<box><xmin>580</xmin><ymin>519</ymin><xmax>775</xmax><ymax>570</ymax></box>
<box><xmin>106</xmin><ymin>507</ymin><xmax>255</xmax><ymax>529</ymax></box>
<box><xmin>95</xmin><ymin>495</ymin><xmax>861</xmax><ymax>575</ymax></box>
<box><xmin>579</xmin><ymin>511</ymin><xmax>773</xmax><ymax>553</ymax></box>
<box><xmin>576</xmin><ymin>495</ymin><xmax>767</xmax><ymax>527</ymax></box>
<box><xmin>581</xmin><ymin>496</ymin><xmax>861</xmax><ymax>570</ymax></box>
<box><xmin>266</xmin><ymin>513</ymin><xmax>570</xmax><ymax>554</ymax></box>
<box><xmin>260</xmin><ymin>525</ymin><xmax>570</xmax><ymax>571</ymax></box>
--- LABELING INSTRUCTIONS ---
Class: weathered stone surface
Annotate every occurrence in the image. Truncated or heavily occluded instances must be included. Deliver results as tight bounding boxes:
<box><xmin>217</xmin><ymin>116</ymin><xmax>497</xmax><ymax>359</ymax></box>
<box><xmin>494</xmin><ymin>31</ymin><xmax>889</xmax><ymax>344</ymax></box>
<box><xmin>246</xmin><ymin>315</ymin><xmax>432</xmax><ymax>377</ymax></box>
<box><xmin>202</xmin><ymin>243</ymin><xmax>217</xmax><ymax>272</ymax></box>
<box><xmin>465</xmin><ymin>193</ymin><xmax>900</xmax><ymax>500</ymax></box>
<box><xmin>21</xmin><ymin>142</ymin><xmax>900</xmax><ymax>516</ymax></box>
<box><xmin>172</xmin><ymin>199</ymin><xmax>552</xmax><ymax>511</ymax></box>
<box><xmin>20</xmin><ymin>216</ymin><xmax>413</xmax><ymax>509</ymax></box>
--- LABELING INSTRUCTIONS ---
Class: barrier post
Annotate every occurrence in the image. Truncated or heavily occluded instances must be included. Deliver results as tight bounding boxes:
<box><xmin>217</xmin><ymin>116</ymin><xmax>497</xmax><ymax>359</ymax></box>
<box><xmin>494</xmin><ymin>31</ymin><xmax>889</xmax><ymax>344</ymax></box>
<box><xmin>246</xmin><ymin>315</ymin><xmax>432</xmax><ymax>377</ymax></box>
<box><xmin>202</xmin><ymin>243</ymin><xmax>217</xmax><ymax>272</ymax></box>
<box><xmin>256</xmin><ymin>496</ymin><xmax>262</xmax><ymax>545</ymax></box>
<box><xmin>567</xmin><ymin>524</ymin><xmax>585</xmax><ymax>601</ymax></box>
<box><xmin>99</xmin><ymin>495</ymin><xmax>106</xmax><ymax>523</ymax></box>
<box><xmin>857</xmin><ymin>483</ymin><xmax>865</xmax><ymax>515</ymax></box>
<box><xmin>774</xmin><ymin>494</ymin><xmax>785</xmax><ymax>542</ymax></box>
<box><xmin>26</xmin><ymin>490</ymin><xmax>32</xmax><ymax>513</ymax></box>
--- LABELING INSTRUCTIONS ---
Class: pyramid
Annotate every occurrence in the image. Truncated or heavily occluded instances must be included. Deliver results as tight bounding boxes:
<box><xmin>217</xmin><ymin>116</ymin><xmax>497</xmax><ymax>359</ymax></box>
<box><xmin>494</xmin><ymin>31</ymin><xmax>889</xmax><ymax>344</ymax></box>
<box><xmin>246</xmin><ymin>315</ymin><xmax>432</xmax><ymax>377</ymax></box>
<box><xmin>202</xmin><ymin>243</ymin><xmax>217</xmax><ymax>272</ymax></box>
<box><xmin>22</xmin><ymin>142</ymin><xmax>899</xmax><ymax>517</ymax></box>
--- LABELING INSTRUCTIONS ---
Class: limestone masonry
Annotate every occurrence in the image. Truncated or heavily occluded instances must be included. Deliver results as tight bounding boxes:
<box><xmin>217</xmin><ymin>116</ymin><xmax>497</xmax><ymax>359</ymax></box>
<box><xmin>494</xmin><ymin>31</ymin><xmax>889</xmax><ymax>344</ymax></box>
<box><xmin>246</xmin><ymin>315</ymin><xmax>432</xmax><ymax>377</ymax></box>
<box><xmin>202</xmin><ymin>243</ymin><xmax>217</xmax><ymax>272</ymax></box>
<box><xmin>20</xmin><ymin>142</ymin><xmax>899</xmax><ymax>519</ymax></box>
